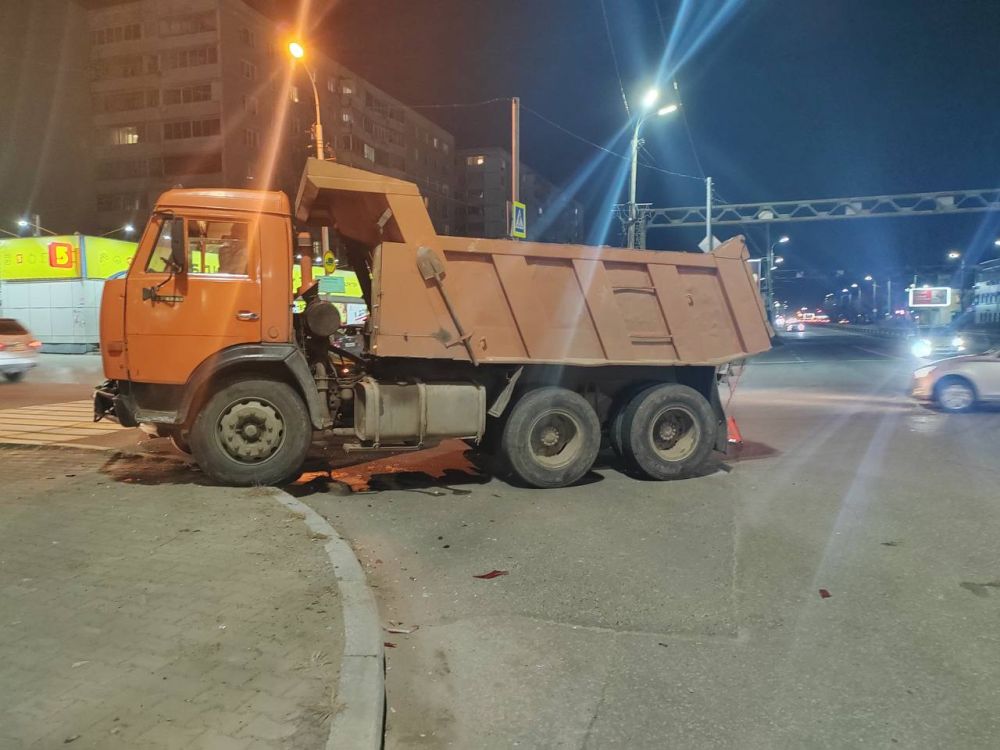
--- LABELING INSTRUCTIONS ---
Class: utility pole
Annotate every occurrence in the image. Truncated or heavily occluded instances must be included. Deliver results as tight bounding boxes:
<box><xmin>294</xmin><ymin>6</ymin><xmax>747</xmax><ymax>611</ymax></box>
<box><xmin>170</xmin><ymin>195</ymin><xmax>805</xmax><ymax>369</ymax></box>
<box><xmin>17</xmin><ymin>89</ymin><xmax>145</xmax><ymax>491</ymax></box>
<box><xmin>887</xmin><ymin>279</ymin><xmax>892</xmax><ymax>315</ymax></box>
<box><xmin>872</xmin><ymin>278</ymin><xmax>878</xmax><ymax>317</ymax></box>
<box><xmin>705</xmin><ymin>177</ymin><xmax>713</xmax><ymax>251</ymax></box>
<box><xmin>511</xmin><ymin>96</ymin><xmax>520</xmax><ymax>239</ymax></box>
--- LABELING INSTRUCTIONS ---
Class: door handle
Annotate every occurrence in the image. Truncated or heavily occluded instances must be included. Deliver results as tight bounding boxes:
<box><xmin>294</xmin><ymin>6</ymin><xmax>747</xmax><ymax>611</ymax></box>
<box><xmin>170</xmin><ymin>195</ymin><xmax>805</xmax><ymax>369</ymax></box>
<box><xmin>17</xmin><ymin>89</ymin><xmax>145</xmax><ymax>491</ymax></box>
<box><xmin>236</xmin><ymin>311</ymin><xmax>260</xmax><ymax>321</ymax></box>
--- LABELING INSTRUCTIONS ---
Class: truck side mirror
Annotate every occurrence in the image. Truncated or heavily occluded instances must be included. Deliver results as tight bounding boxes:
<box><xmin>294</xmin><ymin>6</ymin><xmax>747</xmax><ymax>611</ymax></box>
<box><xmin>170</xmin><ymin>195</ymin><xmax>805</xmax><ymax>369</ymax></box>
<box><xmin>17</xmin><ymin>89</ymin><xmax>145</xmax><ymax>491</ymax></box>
<box><xmin>169</xmin><ymin>217</ymin><xmax>186</xmax><ymax>272</ymax></box>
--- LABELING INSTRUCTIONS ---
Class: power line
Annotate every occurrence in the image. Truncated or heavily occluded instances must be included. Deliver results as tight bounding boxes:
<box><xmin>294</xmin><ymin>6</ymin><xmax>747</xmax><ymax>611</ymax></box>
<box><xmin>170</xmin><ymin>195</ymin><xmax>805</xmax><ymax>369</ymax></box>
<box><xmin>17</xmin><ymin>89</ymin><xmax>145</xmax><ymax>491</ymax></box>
<box><xmin>599</xmin><ymin>0</ymin><xmax>631</xmax><ymax>118</ymax></box>
<box><xmin>409</xmin><ymin>97</ymin><xmax>510</xmax><ymax>111</ymax></box>
<box><xmin>522</xmin><ymin>104</ymin><xmax>704</xmax><ymax>182</ymax></box>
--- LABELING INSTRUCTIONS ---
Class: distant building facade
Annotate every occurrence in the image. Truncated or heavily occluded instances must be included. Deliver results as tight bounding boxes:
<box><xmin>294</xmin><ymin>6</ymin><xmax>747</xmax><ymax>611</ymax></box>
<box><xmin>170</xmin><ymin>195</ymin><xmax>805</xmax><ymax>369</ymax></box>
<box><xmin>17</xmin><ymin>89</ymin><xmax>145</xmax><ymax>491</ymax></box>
<box><xmin>456</xmin><ymin>147</ymin><xmax>584</xmax><ymax>243</ymax></box>
<box><xmin>4</xmin><ymin>0</ymin><xmax>455</xmax><ymax>236</ymax></box>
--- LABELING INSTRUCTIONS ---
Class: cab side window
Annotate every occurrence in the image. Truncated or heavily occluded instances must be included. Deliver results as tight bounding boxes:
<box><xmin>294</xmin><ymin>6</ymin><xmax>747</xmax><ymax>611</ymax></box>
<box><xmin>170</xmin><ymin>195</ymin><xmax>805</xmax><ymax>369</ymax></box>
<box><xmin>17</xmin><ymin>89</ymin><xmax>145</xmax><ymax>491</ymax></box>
<box><xmin>145</xmin><ymin>218</ymin><xmax>176</xmax><ymax>273</ymax></box>
<box><xmin>187</xmin><ymin>220</ymin><xmax>250</xmax><ymax>276</ymax></box>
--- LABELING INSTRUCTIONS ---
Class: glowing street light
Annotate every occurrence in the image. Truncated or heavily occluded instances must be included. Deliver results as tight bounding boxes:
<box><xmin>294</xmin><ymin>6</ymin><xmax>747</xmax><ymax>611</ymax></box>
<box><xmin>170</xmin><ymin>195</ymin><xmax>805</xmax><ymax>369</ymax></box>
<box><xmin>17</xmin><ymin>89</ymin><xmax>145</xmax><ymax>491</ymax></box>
<box><xmin>626</xmin><ymin>86</ymin><xmax>679</xmax><ymax>248</ymax></box>
<box><xmin>947</xmin><ymin>250</ymin><xmax>961</xmax><ymax>260</ymax></box>
<box><xmin>773</xmin><ymin>256</ymin><xmax>784</xmax><ymax>264</ymax></box>
<box><xmin>288</xmin><ymin>41</ymin><xmax>305</xmax><ymax>60</ymax></box>
<box><xmin>288</xmin><ymin>41</ymin><xmax>325</xmax><ymax>162</ymax></box>
<box><xmin>16</xmin><ymin>215</ymin><xmax>56</xmax><ymax>236</ymax></box>
<box><xmin>994</xmin><ymin>239</ymin><xmax>1000</xmax><ymax>247</ymax></box>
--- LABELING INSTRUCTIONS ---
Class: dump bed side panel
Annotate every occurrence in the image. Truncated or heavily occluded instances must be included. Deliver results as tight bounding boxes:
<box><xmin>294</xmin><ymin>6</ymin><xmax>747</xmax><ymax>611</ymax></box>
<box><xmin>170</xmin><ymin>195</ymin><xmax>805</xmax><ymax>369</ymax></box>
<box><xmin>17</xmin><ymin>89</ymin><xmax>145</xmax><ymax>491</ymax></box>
<box><xmin>370</xmin><ymin>236</ymin><xmax>771</xmax><ymax>367</ymax></box>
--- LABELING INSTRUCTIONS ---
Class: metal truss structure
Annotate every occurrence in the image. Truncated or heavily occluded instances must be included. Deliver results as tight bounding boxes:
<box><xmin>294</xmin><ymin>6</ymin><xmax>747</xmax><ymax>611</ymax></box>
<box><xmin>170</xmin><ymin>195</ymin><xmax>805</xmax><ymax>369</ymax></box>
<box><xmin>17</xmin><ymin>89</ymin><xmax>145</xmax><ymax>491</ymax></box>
<box><xmin>645</xmin><ymin>188</ymin><xmax>1000</xmax><ymax>228</ymax></box>
<box><xmin>627</xmin><ymin>188</ymin><xmax>1000</xmax><ymax>246</ymax></box>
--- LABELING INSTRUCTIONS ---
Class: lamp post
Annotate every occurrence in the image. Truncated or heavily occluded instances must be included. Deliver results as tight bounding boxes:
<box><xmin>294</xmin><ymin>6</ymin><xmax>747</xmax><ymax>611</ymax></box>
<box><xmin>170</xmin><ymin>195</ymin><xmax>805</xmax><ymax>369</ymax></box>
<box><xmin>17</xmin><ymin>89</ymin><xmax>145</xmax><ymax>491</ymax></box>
<box><xmin>101</xmin><ymin>224</ymin><xmax>135</xmax><ymax>238</ymax></box>
<box><xmin>765</xmin><ymin>235</ymin><xmax>789</xmax><ymax>322</ymax></box>
<box><xmin>626</xmin><ymin>88</ymin><xmax>678</xmax><ymax>249</ymax></box>
<box><xmin>864</xmin><ymin>274</ymin><xmax>877</xmax><ymax>317</ymax></box>
<box><xmin>17</xmin><ymin>216</ymin><xmax>56</xmax><ymax>237</ymax></box>
<box><xmin>289</xmin><ymin>41</ymin><xmax>331</xmax><ymax>261</ymax></box>
<box><xmin>947</xmin><ymin>249</ymin><xmax>965</xmax><ymax>311</ymax></box>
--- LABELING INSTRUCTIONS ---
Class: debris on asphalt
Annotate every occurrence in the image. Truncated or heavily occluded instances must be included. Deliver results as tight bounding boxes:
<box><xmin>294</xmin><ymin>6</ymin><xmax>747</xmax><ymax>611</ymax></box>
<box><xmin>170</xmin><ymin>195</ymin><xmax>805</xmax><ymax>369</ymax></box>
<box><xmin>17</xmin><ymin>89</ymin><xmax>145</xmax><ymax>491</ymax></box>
<box><xmin>819</xmin><ymin>588</ymin><xmax>832</xmax><ymax>599</ymax></box>
<box><xmin>657</xmin><ymin>643</ymin><xmax>669</xmax><ymax>648</ymax></box>
<box><xmin>384</xmin><ymin>641</ymin><xmax>397</xmax><ymax>648</ymax></box>
<box><xmin>385</xmin><ymin>625</ymin><xmax>419</xmax><ymax>635</ymax></box>
<box><xmin>71</xmin><ymin>661</ymin><xmax>89</xmax><ymax>668</ymax></box>
<box><xmin>63</xmin><ymin>736</ymin><xmax>80</xmax><ymax>744</ymax></box>
<box><xmin>881</xmin><ymin>541</ymin><xmax>899</xmax><ymax>546</ymax></box>
<box><xmin>474</xmin><ymin>569</ymin><xmax>508</xmax><ymax>580</ymax></box>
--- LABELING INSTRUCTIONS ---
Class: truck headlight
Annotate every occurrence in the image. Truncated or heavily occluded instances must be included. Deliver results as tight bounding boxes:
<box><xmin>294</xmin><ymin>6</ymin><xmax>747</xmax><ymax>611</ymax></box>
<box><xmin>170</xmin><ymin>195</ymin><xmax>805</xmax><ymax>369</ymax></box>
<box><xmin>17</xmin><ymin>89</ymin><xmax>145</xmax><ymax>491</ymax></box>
<box><xmin>911</xmin><ymin>339</ymin><xmax>932</xmax><ymax>358</ymax></box>
<box><xmin>913</xmin><ymin>365</ymin><xmax>935</xmax><ymax>378</ymax></box>
<box><xmin>951</xmin><ymin>336</ymin><xmax>965</xmax><ymax>349</ymax></box>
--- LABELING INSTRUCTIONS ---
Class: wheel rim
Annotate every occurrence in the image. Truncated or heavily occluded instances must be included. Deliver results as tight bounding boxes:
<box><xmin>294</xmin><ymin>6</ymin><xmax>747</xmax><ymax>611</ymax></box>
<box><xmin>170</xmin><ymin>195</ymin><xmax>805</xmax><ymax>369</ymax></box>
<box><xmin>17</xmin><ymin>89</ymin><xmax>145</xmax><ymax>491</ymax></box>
<box><xmin>648</xmin><ymin>406</ymin><xmax>700</xmax><ymax>462</ymax></box>
<box><xmin>217</xmin><ymin>398</ymin><xmax>285</xmax><ymax>463</ymax></box>
<box><xmin>528</xmin><ymin>409</ymin><xmax>583</xmax><ymax>469</ymax></box>
<box><xmin>940</xmin><ymin>383</ymin><xmax>973</xmax><ymax>410</ymax></box>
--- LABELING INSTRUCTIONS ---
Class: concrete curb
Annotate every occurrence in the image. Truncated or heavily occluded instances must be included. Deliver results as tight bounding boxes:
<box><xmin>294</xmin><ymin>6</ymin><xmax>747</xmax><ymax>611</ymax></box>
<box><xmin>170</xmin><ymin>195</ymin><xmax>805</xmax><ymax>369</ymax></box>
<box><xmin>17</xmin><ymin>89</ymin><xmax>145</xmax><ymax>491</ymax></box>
<box><xmin>274</xmin><ymin>491</ymin><xmax>384</xmax><ymax>750</ymax></box>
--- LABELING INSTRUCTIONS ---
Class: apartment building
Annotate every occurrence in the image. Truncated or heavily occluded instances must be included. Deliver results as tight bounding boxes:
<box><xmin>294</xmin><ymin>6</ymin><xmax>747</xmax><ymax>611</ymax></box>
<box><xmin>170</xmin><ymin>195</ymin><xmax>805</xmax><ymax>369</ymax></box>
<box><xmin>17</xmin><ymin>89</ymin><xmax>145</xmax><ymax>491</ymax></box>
<box><xmin>456</xmin><ymin>147</ymin><xmax>584</xmax><ymax>243</ymax></box>
<box><xmin>286</xmin><ymin>59</ymin><xmax>456</xmax><ymax>234</ymax></box>
<box><xmin>9</xmin><ymin>0</ymin><xmax>456</xmax><ymax>235</ymax></box>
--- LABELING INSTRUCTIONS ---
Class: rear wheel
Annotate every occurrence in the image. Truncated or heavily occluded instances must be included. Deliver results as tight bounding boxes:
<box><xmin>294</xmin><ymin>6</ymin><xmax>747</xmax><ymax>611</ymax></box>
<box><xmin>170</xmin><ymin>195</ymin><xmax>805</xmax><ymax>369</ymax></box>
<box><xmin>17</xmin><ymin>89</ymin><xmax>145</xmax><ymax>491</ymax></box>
<box><xmin>189</xmin><ymin>379</ymin><xmax>312</xmax><ymax>486</ymax></box>
<box><xmin>936</xmin><ymin>377</ymin><xmax>976</xmax><ymax>413</ymax></box>
<box><xmin>500</xmin><ymin>387</ymin><xmax>600</xmax><ymax>488</ymax></box>
<box><xmin>3</xmin><ymin>371</ymin><xmax>24</xmax><ymax>383</ymax></box>
<box><xmin>619</xmin><ymin>383</ymin><xmax>716</xmax><ymax>480</ymax></box>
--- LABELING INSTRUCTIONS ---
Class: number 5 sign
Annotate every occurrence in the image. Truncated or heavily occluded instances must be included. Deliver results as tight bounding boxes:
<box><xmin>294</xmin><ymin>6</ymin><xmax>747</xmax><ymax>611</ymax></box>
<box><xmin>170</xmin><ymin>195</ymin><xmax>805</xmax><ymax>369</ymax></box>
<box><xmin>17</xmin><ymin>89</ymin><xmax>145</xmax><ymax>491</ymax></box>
<box><xmin>48</xmin><ymin>241</ymin><xmax>76</xmax><ymax>269</ymax></box>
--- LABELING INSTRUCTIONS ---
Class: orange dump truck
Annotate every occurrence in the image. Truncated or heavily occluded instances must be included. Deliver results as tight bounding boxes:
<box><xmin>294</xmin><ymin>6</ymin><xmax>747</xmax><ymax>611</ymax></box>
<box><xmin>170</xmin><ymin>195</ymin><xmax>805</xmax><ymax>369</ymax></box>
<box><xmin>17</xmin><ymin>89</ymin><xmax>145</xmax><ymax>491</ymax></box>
<box><xmin>95</xmin><ymin>158</ymin><xmax>771</xmax><ymax>488</ymax></box>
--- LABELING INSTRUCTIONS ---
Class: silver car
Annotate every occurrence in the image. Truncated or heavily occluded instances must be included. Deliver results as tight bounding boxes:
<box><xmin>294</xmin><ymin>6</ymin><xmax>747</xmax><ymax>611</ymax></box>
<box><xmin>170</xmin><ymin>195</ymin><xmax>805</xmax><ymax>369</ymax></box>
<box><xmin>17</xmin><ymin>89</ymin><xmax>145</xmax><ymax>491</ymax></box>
<box><xmin>911</xmin><ymin>349</ymin><xmax>1000</xmax><ymax>412</ymax></box>
<box><xmin>0</xmin><ymin>319</ymin><xmax>41</xmax><ymax>382</ymax></box>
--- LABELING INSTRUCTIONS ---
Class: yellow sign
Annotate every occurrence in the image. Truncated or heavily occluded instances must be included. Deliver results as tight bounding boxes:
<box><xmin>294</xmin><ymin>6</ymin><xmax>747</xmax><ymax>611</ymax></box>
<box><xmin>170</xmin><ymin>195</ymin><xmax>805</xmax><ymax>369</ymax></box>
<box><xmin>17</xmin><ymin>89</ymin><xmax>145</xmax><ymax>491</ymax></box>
<box><xmin>0</xmin><ymin>236</ymin><xmax>137</xmax><ymax>281</ymax></box>
<box><xmin>323</xmin><ymin>251</ymin><xmax>337</xmax><ymax>274</ymax></box>
<box><xmin>511</xmin><ymin>201</ymin><xmax>527</xmax><ymax>239</ymax></box>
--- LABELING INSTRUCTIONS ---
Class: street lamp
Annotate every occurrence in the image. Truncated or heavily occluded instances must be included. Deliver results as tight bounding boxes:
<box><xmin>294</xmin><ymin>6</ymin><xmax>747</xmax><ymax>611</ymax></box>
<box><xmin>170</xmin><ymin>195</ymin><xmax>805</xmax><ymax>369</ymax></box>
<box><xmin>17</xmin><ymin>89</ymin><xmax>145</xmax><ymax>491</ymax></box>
<box><xmin>101</xmin><ymin>224</ymin><xmax>135</xmax><ymax>238</ymax></box>
<box><xmin>947</xmin><ymin>249</ymin><xmax>966</xmax><ymax>311</ymax></box>
<box><xmin>763</xmin><ymin>235</ymin><xmax>790</xmax><ymax>322</ymax></box>
<box><xmin>288</xmin><ymin>41</ymin><xmax>326</xmax><ymax>162</ymax></box>
<box><xmin>289</xmin><ymin>40</ymin><xmax>332</xmax><ymax>260</ymax></box>
<box><xmin>994</xmin><ymin>239</ymin><xmax>1000</xmax><ymax>248</ymax></box>
<box><xmin>16</xmin><ymin>216</ymin><xmax>56</xmax><ymax>236</ymax></box>
<box><xmin>863</xmin><ymin>274</ymin><xmax>878</xmax><ymax>317</ymax></box>
<box><xmin>626</xmin><ymin>87</ymin><xmax>678</xmax><ymax>248</ymax></box>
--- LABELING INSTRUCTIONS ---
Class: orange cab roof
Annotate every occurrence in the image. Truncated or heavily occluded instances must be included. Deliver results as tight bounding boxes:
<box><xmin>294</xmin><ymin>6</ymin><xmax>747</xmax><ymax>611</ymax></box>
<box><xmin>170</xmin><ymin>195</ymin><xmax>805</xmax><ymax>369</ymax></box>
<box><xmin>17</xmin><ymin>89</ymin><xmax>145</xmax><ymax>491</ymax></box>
<box><xmin>155</xmin><ymin>188</ymin><xmax>290</xmax><ymax>216</ymax></box>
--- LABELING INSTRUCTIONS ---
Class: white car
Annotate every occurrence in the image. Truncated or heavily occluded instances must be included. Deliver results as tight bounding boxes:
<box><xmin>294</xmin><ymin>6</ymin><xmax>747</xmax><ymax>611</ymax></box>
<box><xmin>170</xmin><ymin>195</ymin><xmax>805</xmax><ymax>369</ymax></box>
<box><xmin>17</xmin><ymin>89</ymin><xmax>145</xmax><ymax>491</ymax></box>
<box><xmin>911</xmin><ymin>350</ymin><xmax>1000</xmax><ymax>412</ymax></box>
<box><xmin>0</xmin><ymin>318</ymin><xmax>41</xmax><ymax>382</ymax></box>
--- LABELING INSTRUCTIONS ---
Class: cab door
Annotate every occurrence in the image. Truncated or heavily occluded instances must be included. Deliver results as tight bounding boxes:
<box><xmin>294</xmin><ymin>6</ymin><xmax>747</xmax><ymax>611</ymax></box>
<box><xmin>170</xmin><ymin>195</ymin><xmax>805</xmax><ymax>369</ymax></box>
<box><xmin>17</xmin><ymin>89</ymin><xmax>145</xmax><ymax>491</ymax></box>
<box><xmin>124</xmin><ymin>213</ymin><xmax>262</xmax><ymax>384</ymax></box>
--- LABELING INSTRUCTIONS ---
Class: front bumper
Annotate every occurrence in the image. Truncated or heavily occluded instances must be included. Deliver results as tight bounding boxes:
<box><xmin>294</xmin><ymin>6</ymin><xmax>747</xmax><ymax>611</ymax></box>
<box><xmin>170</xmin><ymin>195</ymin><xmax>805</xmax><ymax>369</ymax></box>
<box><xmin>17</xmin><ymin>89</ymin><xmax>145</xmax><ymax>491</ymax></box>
<box><xmin>911</xmin><ymin>375</ymin><xmax>935</xmax><ymax>401</ymax></box>
<box><xmin>93</xmin><ymin>380</ymin><xmax>138</xmax><ymax>426</ymax></box>
<box><xmin>0</xmin><ymin>356</ymin><xmax>38</xmax><ymax>373</ymax></box>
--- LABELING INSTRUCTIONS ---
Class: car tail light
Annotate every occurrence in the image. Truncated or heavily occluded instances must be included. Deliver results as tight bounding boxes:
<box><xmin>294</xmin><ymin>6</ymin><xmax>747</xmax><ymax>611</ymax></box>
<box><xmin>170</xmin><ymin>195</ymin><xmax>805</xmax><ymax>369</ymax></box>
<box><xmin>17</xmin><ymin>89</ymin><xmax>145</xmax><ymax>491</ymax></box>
<box><xmin>28</xmin><ymin>340</ymin><xmax>42</xmax><ymax>350</ymax></box>
<box><xmin>0</xmin><ymin>343</ymin><xmax>5</xmax><ymax>351</ymax></box>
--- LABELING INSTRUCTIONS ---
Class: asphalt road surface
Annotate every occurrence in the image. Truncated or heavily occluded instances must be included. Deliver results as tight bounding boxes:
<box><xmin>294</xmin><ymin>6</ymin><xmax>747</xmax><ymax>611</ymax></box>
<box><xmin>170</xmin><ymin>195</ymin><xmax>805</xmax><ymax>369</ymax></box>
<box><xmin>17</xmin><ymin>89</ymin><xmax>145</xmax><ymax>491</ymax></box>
<box><xmin>5</xmin><ymin>334</ymin><xmax>1000</xmax><ymax>748</ymax></box>
<box><xmin>303</xmin><ymin>327</ymin><xmax>1000</xmax><ymax>749</ymax></box>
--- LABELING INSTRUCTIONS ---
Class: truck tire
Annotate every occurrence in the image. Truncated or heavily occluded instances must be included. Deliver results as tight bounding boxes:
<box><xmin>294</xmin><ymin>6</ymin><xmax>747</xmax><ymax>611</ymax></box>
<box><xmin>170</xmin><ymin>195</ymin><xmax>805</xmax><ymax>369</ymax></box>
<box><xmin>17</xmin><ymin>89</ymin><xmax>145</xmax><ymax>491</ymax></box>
<box><xmin>189</xmin><ymin>379</ymin><xmax>312</xmax><ymax>486</ymax></box>
<box><xmin>619</xmin><ymin>383</ymin><xmax>716</xmax><ymax>480</ymax></box>
<box><xmin>500</xmin><ymin>387</ymin><xmax>600</xmax><ymax>488</ymax></box>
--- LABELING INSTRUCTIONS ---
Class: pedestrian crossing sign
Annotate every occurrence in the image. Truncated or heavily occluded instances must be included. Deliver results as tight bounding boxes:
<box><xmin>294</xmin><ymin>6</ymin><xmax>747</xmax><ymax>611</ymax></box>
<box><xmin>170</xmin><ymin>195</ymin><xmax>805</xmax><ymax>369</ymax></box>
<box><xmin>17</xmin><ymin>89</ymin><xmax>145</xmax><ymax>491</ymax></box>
<box><xmin>511</xmin><ymin>201</ymin><xmax>527</xmax><ymax>239</ymax></box>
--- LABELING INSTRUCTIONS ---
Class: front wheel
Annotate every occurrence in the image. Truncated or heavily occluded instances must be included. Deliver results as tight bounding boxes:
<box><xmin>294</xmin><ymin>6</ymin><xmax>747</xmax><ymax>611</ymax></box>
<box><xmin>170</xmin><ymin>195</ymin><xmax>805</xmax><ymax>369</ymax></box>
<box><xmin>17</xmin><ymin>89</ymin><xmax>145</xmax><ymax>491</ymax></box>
<box><xmin>936</xmin><ymin>377</ymin><xmax>976</xmax><ymax>413</ymax></box>
<box><xmin>500</xmin><ymin>387</ymin><xmax>600</xmax><ymax>488</ymax></box>
<box><xmin>619</xmin><ymin>383</ymin><xmax>716</xmax><ymax>480</ymax></box>
<box><xmin>3</xmin><ymin>371</ymin><xmax>24</xmax><ymax>383</ymax></box>
<box><xmin>189</xmin><ymin>379</ymin><xmax>312</xmax><ymax>486</ymax></box>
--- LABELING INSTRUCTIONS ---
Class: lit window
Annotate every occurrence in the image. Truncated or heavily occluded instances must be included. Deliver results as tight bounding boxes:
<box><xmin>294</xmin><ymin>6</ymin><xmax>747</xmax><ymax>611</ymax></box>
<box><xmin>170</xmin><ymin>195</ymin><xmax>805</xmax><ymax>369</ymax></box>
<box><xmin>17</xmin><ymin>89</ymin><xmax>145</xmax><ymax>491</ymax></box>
<box><xmin>363</xmin><ymin>143</ymin><xmax>375</xmax><ymax>162</ymax></box>
<box><xmin>328</xmin><ymin>78</ymin><xmax>336</xmax><ymax>93</ymax></box>
<box><xmin>342</xmin><ymin>112</ymin><xmax>352</xmax><ymax>123</ymax></box>
<box><xmin>342</xmin><ymin>82</ymin><xmax>354</xmax><ymax>94</ymax></box>
<box><xmin>466</xmin><ymin>155</ymin><xmax>485</xmax><ymax>166</ymax></box>
<box><xmin>110</xmin><ymin>125</ymin><xmax>141</xmax><ymax>145</ymax></box>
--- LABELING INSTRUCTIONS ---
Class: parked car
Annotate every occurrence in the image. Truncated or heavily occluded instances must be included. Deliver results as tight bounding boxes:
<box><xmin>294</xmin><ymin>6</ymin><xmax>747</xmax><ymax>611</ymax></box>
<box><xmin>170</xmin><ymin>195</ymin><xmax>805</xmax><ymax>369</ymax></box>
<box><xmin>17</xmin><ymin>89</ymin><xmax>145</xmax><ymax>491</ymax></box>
<box><xmin>0</xmin><ymin>319</ymin><xmax>41</xmax><ymax>382</ymax></box>
<box><xmin>911</xmin><ymin>349</ymin><xmax>1000</xmax><ymax>412</ymax></box>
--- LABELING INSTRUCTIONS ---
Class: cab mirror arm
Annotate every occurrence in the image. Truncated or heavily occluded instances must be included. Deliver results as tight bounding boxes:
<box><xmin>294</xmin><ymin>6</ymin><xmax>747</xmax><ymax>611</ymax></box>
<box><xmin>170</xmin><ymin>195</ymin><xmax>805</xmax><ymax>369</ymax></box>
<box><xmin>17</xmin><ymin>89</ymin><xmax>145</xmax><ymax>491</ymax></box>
<box><xmin>168</xmin><ymin>217</ymin><xmax>186</xmax><ymax>273</ymax></box>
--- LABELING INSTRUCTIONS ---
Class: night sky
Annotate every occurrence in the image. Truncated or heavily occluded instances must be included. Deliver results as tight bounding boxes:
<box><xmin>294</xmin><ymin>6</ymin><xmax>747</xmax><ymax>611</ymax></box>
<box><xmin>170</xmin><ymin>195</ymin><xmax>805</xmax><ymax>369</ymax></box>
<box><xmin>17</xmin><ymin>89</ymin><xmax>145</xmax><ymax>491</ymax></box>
<box><xmin>314</xmin><ymin>0</ymin><xmax>1000</xmax><ymax>307</ymax></box>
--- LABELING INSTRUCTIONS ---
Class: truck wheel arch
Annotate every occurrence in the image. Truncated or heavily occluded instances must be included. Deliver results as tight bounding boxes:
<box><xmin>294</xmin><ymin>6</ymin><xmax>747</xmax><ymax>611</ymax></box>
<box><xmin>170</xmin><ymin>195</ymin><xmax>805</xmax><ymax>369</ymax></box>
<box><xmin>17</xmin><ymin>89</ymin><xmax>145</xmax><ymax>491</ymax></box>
<box><xmin>178</xmin><ymin>345</ymin><xmax>330</xmax><ymax>430</ymax></box>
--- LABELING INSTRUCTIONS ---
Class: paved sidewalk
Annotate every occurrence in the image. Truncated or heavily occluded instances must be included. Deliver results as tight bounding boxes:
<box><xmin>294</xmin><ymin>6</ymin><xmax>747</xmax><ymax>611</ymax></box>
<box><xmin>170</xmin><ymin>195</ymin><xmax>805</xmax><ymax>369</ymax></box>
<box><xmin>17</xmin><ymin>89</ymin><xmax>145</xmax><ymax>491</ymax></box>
<box><xmin>0</xmin><ymin>447</ymin><xmax>343</xmax><ymax>750</ymax></box>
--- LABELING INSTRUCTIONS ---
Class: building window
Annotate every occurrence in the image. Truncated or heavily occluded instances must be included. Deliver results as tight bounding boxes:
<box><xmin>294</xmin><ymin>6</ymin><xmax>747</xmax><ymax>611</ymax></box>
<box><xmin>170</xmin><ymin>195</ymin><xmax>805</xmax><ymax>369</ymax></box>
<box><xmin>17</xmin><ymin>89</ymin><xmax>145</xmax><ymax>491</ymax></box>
<box><xmin>108</xmin><ymin>125</ymin><xmax>144</xmax><ymax>145</ymax></box>
<box><xmin>94</xmin><ymin>89</ymin><xmax>159</xmax><ymax>113</ymax></box>
<box><xmin>244</xmin><ymin>129</ymin><xmax>260</xmax><ymax>148</ymax></box>
<box><xmin>442</xmin><ymin>142</ymin><xmax>449</xmax><ymax>154</ymax></box>
<box><xmin>241</xmin><ymin>60</ymin><xmax>256</xmax><ymax>80</ymax></box>
<box><xmin>327</xmin><ymin>78</ymin><xmax>337</xmax><ymax>93</ymax></box>
<box><xmin>363</xmin><ymin>143</ymin><xmax>375</xmax><ymax>162</ymax></box>
<box><xmin>341</xmin><ymin>82</ymin><xmax>354</xmax><ymax>95</ymax></box>
<box><xmin>163</xmin><ymin>83</ymin><xmax>213</xmax><ymax>105</ymax></box>
<box><xmin>342</xmin><ymin>112</ymin><xmax>352</xmax><ymax>124</ymax></box>
<box><xmin>162</xmin><ymin>152</ymin><xmax>223</xmax><ymax>176</ymax></box>
<box><xmin>161</xmin><ymin>45</ymin><xmax>218</xmax><ymax>70</ymax></box>
<box><xmin>91</xmin><ymin>24</ymin><xmax>142</xmax><ymax>46</ymax></box>
<box><xmin>433</xmin><ymin>137</ymin><xmax>439</xmax><ymax>149</ymax></box>
<box><xmin>466</xmin><ymin>155</ymin><xmax>486</xmax><ymax>166</ymax></box>
<box><xmin>91</xmin><ymin>54</ymin><xmax>159</xmax><ymax>80</ymax></box>
<box><xmin>97</xmin><ymin>157</ymin><xmax>154</xmax><ymax>180</ymax></box>
<box><xmin>289</xmin><ymin>86</ymin><xmax>299</xmax><ymax>104</ymax></box>
<box><xmin>164</xmin><ymin>118</ymin><xmax>221</xmax><ymax>140</ymax></box>
<box><xmin>239</xmin><ymin>27</ymin><xmax>255</xmax><ymax>48</ymax></box>
<box><xmin>97</xmin><ymin>192</ymin><xmax>147</xmax><ymax>212</ymax></box>
<box><xmin>159</xmin><ymin>12</ymin><xmax>217</xmax><ymax>37</ymax></box>
<box><xmin>243</xmin><ymin>96</ymin><xmax>258</xmax><ymax>115</ymax></box>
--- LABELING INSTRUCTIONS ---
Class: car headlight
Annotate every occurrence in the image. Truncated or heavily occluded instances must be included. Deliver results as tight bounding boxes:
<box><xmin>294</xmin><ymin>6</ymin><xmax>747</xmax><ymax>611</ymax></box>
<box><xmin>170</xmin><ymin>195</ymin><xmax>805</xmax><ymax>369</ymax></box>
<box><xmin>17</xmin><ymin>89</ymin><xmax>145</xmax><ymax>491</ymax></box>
<box><xmin>913</xmin><ymin>365</ymin><xmax>935</xmax><ymax>378</ymax></box>
<box><xmin>911</xmin><ymin>339</ymin><xmax>933</xmax><ymax>358</ymax></box>
<box><xmin>951</xmin><ymin>336</ymin><xmax>965</xmax><ymax>349</ymax></box>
